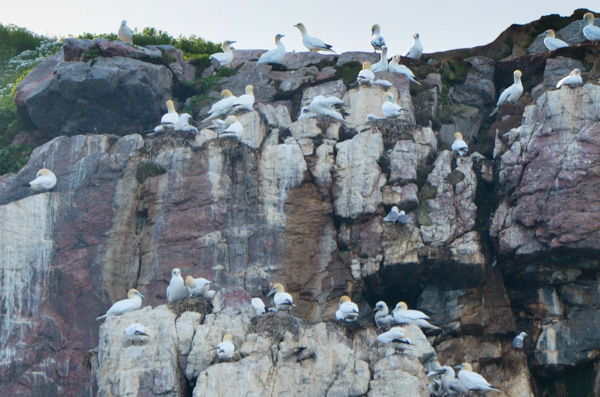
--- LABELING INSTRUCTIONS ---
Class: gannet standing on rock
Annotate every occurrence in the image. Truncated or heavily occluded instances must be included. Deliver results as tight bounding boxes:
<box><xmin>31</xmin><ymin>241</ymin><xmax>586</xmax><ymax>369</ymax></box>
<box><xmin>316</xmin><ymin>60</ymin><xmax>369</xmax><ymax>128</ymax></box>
<box><xmin>404</xmin><ymin>33</ymin><xmax>423</xmax><ymax>60</ymax></box>
<box><xmin>221</xmin><ymin>115</ymin><xmax>243</xmax><ymax>136</ymax></box>
<box><xmin>216</xmin><ymin>334</ymin><xmax>235</xmax><ymax>361</ymax></box>
<box><xmin>490</xmin><ymin>70</ymin><xmax>523</xmax><ymax>116</ymax></box>
<box><xmin>211</xmin><ymin>40</ymin><xmax>236</xmax><ymax>66</ymax></box>
<box><xmin>542</xmin><ymin>29</ymin><xmax>568</xmax><ymax>51</ymax></box>
<box><xmin>377</xmin><ymin>327</ymin><xmax>414</xmax><ymax>354</ymax></box>
<box><xmin>373</xmin><ymin>301</ymin><xmax>394</xmax><ymax>328</ymax></box>
<box><xmin>96</xmin><ymin>289</ymin><xmax>144</xmax><ymax>321</ymax></box>
<box><xmin>436</xmin><ymin>366</ymin><xmax>470</xmax><ymax>395</ymax></box>
<box><xmin>357</xmin><ymin>62</ymin><xmax>375</xmax><ymax>85</ymax></box>
<box><xmin>202</xmin><ymin>90</ymin><xmax>237</xmax><ymax>122</ymax></box>
<box><xmin>185</xmin><ymin>275</ymin><xmax>211</xmax><ymax>298</ymax></box>
<box><xmin>309</xmin><ymin>95</ymin><xmax>347</xmax><ymax>123</ymax></box>
<box><xmin>167</xmin><ymin>268</ymin><xmax>187</xmax><ymax>303</ymax></box>
<box><xmin>513</xmin><ymin>332</ymin><xmax>527</xmax><ymax>349</ymax></box>
<box><xmin>556</xmin><ymin>69</ymin><xmax>583</xmax><ymax>88</ymax></box>
<box><xmin>451</xmin><ymin>132</ymin><xmax>469</xmax><ymax>156</ymax></box>
<box><xmin>381</xmin><ymin>92</ymin><xmax>403</xmax><ymax>118</ymax></box>
<box><xmin>232</xmin><ymin>85</ymin><xmax>255</xmax><ymax>112</ymax></box>
<box><xmin>267</xmin><ymin>283</ymin><xmax>296</xmax><ymax>312</ymax></box>
<box><xmin>335</xmin><ymin>296</ymin><xmax>359</xmax><ymax>322</ymax></box>
<box><xmin>389</xmin><ymin>55</ymin><xmax>420</xmax><ymax>85</ymax></box>
<box><xmin>371</xmin><ymin>46</ymin><xmax>389</xmax><ymax>73</ymax></box>
<box><xmin>161</xmin><ymin>100</ymin><xmax>179</xmax><ymax>124</ymax></box>
<box><xmin>583</xmin><ymin>13</ymin><xmax>600</xmax><ymax>42</ymax></box>
<box><xmin>29</xmin><ymin>168</ymin><xmax>57</xmax><ymax>192</ymax></box>
<box><xmin>175</xmin><ymin>114</ymin><xmax>198</xmax><ymax>133</ymax></box>
<box><xmin>251</xmin><ymin>297</ymin><xmax>266</xmax><ymax>316</ymax></box>
<box><xmin>118</xmin><ymin>20</ymin><xmax>133</xmax><ymax>44</ymax></box>
<box><xmin>383</xmin><ymin>206</ymin><xmax>412</xmax><ymax>224</ymax></box>
<box><xmin>371</xmin><ymin>24</ymin><xmax>387</xmax><ymax>52</ymax></box>
<box><xmin>294</xmin><ymin>23</ymin><xmax>334</xmax><ymax>52</ymax></box>
<box><xmin>124</xmin><ymin>323</ymin><xmax>151</xmax><ymax>345</ymax></box>
<box><xmin>455</xmin><ymin>363</ymin><xmax>501</xmax><ymax>393</ymax></box>
<box><xmin>392</xmin><ymin>301</ymin><xmax>440</xmax><ymax>330</ymax></box>
<box><xmin>258</xmin><ymin>34</ymin><xmax>286</xmax><ymax>64</ymax></box>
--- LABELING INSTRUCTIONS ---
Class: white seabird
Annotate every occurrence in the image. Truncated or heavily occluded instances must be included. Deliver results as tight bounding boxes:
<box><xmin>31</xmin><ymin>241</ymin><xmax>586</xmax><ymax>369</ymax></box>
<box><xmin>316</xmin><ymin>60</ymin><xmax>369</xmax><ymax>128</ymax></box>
<box><xmin>298</xmin><ymin>106</ymin><xmax>317</xmax><ymax>120</ymax></box>
<box><xmin>294</xmin><ymin>22</ymin><xmax>334</xmax><ymax>53</ymax></box>
<box><xmin>211</xmin><ymin>40</ymin><xmax>236</xmax><ymax>66</ymax></box>
<box><xmin>381</xmin><ymin>92</ymin><xmax>403</xmax><ymax>118</ymax></box>
<box><xmin>124</xmin><ymin>323</ymin><xmax>151</xmax><ymax>345</ymax></box>
<box><xmin>365</xmin><ymin>113</ymin><xmax>382</xmax><ymax>123</ymax></box>
<box><xmin>451</xmin><ymin>132</ymin><xmax>469</xmax><ymax>156</ymax></box>
<box><xmin>392</xmin><ymin>301</ymin><xmax>440</xmax><ymax>330</ymax></box>
<box><xmin>490</xmin><ymin>70</ymin><xmax>523</xmax><ymax>116</ymax></box>
<box><xmin>335</xmin><ymin>295</ymin><xmax>360</xmax><ymax>322</ymax></box>
<box><xmin>371</xmin><ymin>24</ymin><xmax>387</xmax><ymax>52</ymax></box>
<box><xmin>96</xmin><ymin>288</ymin><xmax>144</xmax><ymax>321</ymax></box>
<box><xmin>251</xmin><ymin>297</ymin><xmax>266</xmax><ymax>316</ymax></box>
<box><xmin>513</xmin><ymin>331</ymin><xmax>527</xmax><ymax>349</ymax></box>
<box><xmin>404</xmin><ymin>33</ymin><xmax>423</xmax><ymax>60</ymax></box>
<box><xmin>542</xmin><ymin>29</ymin><xmax>568</xmax><ymax>51</ymax></box>
<box><xmin>232</xmin><ymin>85</ymin><xmax>255</xmax><ymax>112</ymax></box>
<box><xmin>167</xmin><ymin>268</ymin><xmax>187</xmax><ymax>303</ymax></box>
<box><xmin>583</xmin><ymin>13</ymin><xmax>600</xmax><ymax>42</ymax></box>
<box><xmin>371</xmin><ymin>46</ymin><xmax>389</xmax><ymax>73</ymax></box>
<box><xmin>258</xmin><ymin>34</ymin><xmax>286</xmax><ymax>64</ymax></box>
<box><xmin>267</xmin><ymin>283</ymin><xmax>295</xmax><ymax>312</ymax></box>
<box><xmin>154</xmin><ymin>100</ymin><xmax>179</xmax><ymax>132</ymax></box>
<box><xmin>221</xmin><ymin>115</ymin><xmax>243</xmax><ymax>136</ymax></box>
<box><xmin>377</xmin><ymin>326</ymin><xmax>414</xmax><ymax>354</ymax></box>
<box><xmin>436</xmin><ymin>366</ymin><xmax>470</xmax><ymax>396</ymax></box>
<box><xmin>357</xmin><ymin>61</ymin><xmax>375</xmax><ymax>85</ymax></box>
<box><xmin>556</xmin><ymin>69</ymin><xmax>583</xmax><ymax>88</ymax></box>
<box><xmin>185</xmin><ymin>275</ymin><xmax>211</xmax><ymax>298</ymax></box>
<box><xmin>175</xmin><ymin>113</ymin><xmax>198</xmax><ymax>133</ymax></box>
<box><xmin>455</xmin><ymin>363</ymin><xmax>501</xmax><ymax>393</ymax></box>
<box><xmin>382</xmin><ymin>206</ymin><xmax>411</xmax><ymax>224</ymax></box>
<box><xmin>216</xmin><ymin>334</ymin><xmax>235</xmax><ymax>360</ymax></box>
<box><xmin>202</xmin><ymin>90</ymin><xmax>237</xmax><ymax>122</ymax></box>
<box><xmin>118</xmin><ymin>20</ymin><xmax>133</xmax><ymax>44</ymax></box>
<box><xmin>309</xmin><ymin>95</ymin><xmax>346</xmax><ymax>123</ymax></box>
<box><xmin>373</xmin><ymin>301</ymin><xmax>394</xmax><ymax>328</ymax></box>
<box><xmin>389</xmin><ymin>55</ymin><xmax>421</xmax><ymax>85</ymax></box>
<box><xmin>29</xmin><ymin>168</ymin><xmax>57</xmax><ymax>192</ymax></box>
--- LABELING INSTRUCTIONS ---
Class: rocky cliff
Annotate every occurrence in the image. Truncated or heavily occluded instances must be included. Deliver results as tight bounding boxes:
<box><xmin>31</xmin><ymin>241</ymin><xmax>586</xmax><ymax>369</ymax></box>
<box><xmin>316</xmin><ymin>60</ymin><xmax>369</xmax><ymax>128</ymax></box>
<box><xmin>1</xmin><ymin>8</ymin><xmax>600</xmax><ymax>397</ymax></box>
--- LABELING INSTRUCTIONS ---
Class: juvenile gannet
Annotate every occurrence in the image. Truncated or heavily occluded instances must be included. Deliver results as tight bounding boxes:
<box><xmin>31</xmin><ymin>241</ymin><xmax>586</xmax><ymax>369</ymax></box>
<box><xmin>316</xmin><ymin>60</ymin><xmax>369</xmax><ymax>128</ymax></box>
<box><xmin>392</xmin><ymin>301</ymin><xmax>440</xmax><ymax>330</ymax></box>
<box><xmin>436</xmin><ymin>366</ymin><xmax>470</xmax><ymax>395</ymax></box>
<box><xmin>381</xmin><ymin>92</ymin><xmax>403</xmax><ymax>118</ymax></box>
<box><xmin>185</xmin><ymin>275</ymin><xmax>211</xmax><ymax>298</ymax></box>
<box><xmin>175</xmin><ymin>113</ymin><xmax>198</xmax><ymax>133</ymax></box>
<box><xmin>294</xmin><ymin>23</ymin><xmax>334</xmax><ymax>52</ymax></box>
<box><xmin>490</xmin><ymin>70</ymin><xmax>523</xmax><ymax>116</ymax></box>
<box><xmin>96</xmin><ymin>289</ymin><xmax>144</xmax><ymax>321</ymax></box>
<box><xmin>216</xmin><ymin>334</ymin><xmax>235</xmax><ymax>360</ymax></box>
<box><xmin>202</xmin><ymin>90</ymin><xmax>237</xmax><ymax>122</ymax></box>
<box><xmin>377</xmin><ymin>326</ymin><xmax>414</xmax><ymax>354</ymax></box>
<box><xmin>267</xmin><ymin>283</ymin><xmax>296</xmax><ymax>312</ymax></box>
<box><xmin>221</xmin><ymin>115</ymin><xmax>243</xmax><ymax>135</ymax></box>
<box><xmin>513</xmin><ymin>332</ymin><xmax>527</xmax><ymax>349</ymax></box>
<box><xmin>451</xmin><ymin>132</ymin><xmax>469</xmax><ymax>156</ymax></box>
<box><xmin>335</xmin><ymin>295</ymin><xmax>360</xmax><ymax>322</ymax></box>
<box><xmin>404</xmin><ymin>33</ymin><xmax>423</xmax><ymax>60</ymax></box>
<box><xmin>233</xmin><ymin>85</ymin><xmax>255</xmax><ymax>112</ymax></box>
<box><xmin>373</xmin><ymin>301</ymin><xmax>394</xmax><ymax>328</ymax></box>
<box><xmin>309</xmin><ymin>95</ymin><xmax>346</xmax><ymax>122</ymax></box>
<box><xmin>370</xmin><ymin>24</ymin><xmax>387</xmax><ymax>52</ymax></box>
<box><xmin>167</xmin><ymin>268</ymin><xmax>187</xmax><ymax>303</ymax></box>
<box><xmin>251</xmin><ymin>297</ymin><xmax>266</xmax><ymax>316</ymax></box>
<box><xmin>124</xmin><ymin>323</ymin><xmax>151</xmax><ymax>345</ymax></box>
<box><xmin>357</xmin><ymin>62</ymin><xmax>375</xmax><ymax>85</ymax></box>
<box><xmin>371</xmin><ymin>46</ymin><xmax>389</xmax><ymax>73</ymax></box>
<box><xmin>556</xmin><ymin>69</ymin><xmax>583</xmax><ymax>88</ymax></box>
<box><xmin>583</xmin><ymin>13</ymin><xmax>600</xmax><ymax>42</ymax></box>
<box><xmin>365</xmin><ymin>114</ymin><xmax>382</xmax><ymax>123</ymax></box>
<box><xmin>118</xmin><ymin>20</ymin><xmax>133</xmax><ymax>44</ymax></box>
<box><xmin>389</xmin><ymin>55</ymin><xmax>420</xmax><ymax>85</ymax></box>
<box><xmin>455</xmin><ymin>363</ymin><xmax>501</xmax><ymax>392</ymax></box>
<box><xmin>298</xmin><ymin>106</ymin><xmax>317</xmax><ymax>120</ymax></box>
<box><xmin>29</xmin><ymin>168</ymin><xmax>57</xmax><ymax>192</ymax></box>
<box><xmin>211</xmin><ymin>40</ymin><xmax>236</xmax><ymax>66</ymax></box>
<box><xmin>542</xmin><ymin>29</ymin><xmax>568</xmax><ymax>51</ymax></box>
<box><xmin>258</xmin><ymin>34</ymin><xmax>286</xmax><ymax>64</ymax></box>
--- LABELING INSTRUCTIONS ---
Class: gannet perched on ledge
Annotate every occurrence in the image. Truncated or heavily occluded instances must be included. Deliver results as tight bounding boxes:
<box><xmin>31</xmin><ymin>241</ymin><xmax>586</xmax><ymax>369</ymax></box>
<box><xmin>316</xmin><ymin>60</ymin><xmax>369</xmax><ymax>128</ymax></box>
<box><xmin>542</xmin><ymin>29</ymin><xmax>568</xmax><ymax>51</ymax></box>
<box><xmin>455</xmin><ymin>363</ymin><xmax>501</xmax><ymax>393</ymax></box>
<box><xmin>202</xmin><ymin>90</ymin><xmax>237</xmax><ymax>122</ymax></box>
<box><xmin>381</xmin><ymin>92</ymin><xmax>403</xmax><ymax>118</ymax></box>
<box><xmin>232</xmin><ymin>85</ymin><xmax>255</xmax><ymax>112</ymax></box>
<box><xmin>404</xmin><ymin>33</ymin><xmax>423</xmax><ymax>60</ymax></box>
<box><xmin>371</xmin><ymin>46</ymin><xmax>389</xmax><ymax>73</ymax></box>
<box><xmin>96</xmin><ymin>289</ymin><xmax>144</xmax><ymax>321</ymax></box>
<box><xmin>451</xmin><ymin>132</ymin><xmax>469</xmax><ymax>156</ymax></box>
<box><xmin>29</xmin><ymin>168</ymin><xmax>57</xmax><ymax>192</ymax></box>
<box><xmin>118</xmin><ymin>20</ymin><xmax>133</xmax><ymax>44</ymax></box>
<box><xmin>310</xmin><ymin>95</ymin><xmax>346</xmax><ymax>122</ymax></box>
<box><xmin>216</xmin><ymin>334</ymin><xmax>235</xmax><ymax>360</ymax></box>
<box><xmin>357</xmin><ymin>61</ymin><xmax>375</xmax><ymax>85</ymax></box>
<box><xmin>583</xmin><ymin>12</ymin><xmax>600</xmax><ymax>42</ymax></box>
<box><xmin>373</xmin><ymin>301</ymin><xmax>394</xmax><ymax>328</ymax></box>
<box><xmin>258</xmin><ymin>34</ymin><xmax>286</xmax><ymax>64</ymax></box>
<box><xmin>370</xmin><ymin>24</ymin><xmax>387</xmax><ymax>52</ymax></box>
<box><xmin>335</xmin><ymin>296</ymin><xmax>359</xmax><ymax>322</ymax></box>
<box><xmin>267</xmin><ymin>283</ymin><xmax>296</xmax><ymax>312</ymax></box>
<box><xmin>294</xmin><ymin>23</ymin><xmax>334</xmax><ymax>52</ymax></box>
<box><xmin>490</xmin><ymin>70</ymin><xmax>523</xmax><ymax>116</ymax></box>
<box><xmin>436</xmin><ymin>366</ymin><xmax>470</xmax><ymax>395</ymax></box>
<box><xmin>221</xmin><ymin>115</ymin><xmax>243</xmax><ymax>136</ymax></box>
<box><xmin>185</xmin><ymin>275</ymin><xmax>211</xmax><ymax>298</ymax></box>
<box><xmin>556</xmin><ymin>69</ymin><xmax>583</xmax><ymax>88</ymax></box>
<box><xmin>160</xmin><ymin>100</ymin><xmax>179</xmax><ymax>125</ymax></box>
<box><xmin>124</xmin><ymin>323</ymin><xmax>151</xmax><ymax>345</ymax></box>
<box><xmin>167</xmin><ymin>268</ymin><xmax>187</xmax><ymax>303</ymax></box>
<box><xmin>211</xmin><ymin>40</ymin><xmax>236</xmax><ymax>66</ymax></box>
<box><xmin>392</xmin><ymin>301</ymin><xmax>440</xmax><ymax>330</ymax></box>
<box><xmin>377</xmin><ymin>327</ymin><xmax>414</xmax><ymax>354</ymax></box>
<box><xmin>389</xmin><ymin>55</ymin><xmax>420</xmax><ymax>85</ymax></box>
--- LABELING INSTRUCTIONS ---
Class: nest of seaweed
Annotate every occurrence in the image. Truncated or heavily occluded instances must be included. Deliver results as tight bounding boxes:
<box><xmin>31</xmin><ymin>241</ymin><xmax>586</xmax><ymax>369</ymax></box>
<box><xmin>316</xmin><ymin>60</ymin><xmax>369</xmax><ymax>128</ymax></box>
<box><xmin>249</xmin><ymin>312</ymin><xmax>307</xmax><ymax>339</ymax></box>
<box><xmin>168</xmin><ymin>296</ymin><xmax>213</xmax><ymax>317</ymax></box>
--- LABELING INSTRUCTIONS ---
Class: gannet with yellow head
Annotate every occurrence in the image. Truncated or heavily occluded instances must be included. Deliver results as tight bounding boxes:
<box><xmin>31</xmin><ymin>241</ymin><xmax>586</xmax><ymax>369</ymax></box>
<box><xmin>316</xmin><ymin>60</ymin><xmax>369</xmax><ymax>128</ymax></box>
<box><xmin>542</xmin><ymin>29</ymin><xmax>568</xmax><ymax>51</ymax></box>
<box><xmin>221</xmin><ymin>115</ymin><xmax>243</xmax><ymax>135</ymax></box>
<box><xmin>258</xmin><ymin>34</ymin><xmax>286</xmax><ymax>64</ymax></box>
<box><xmin>202</xmin><ymin>89</ymin><xmax>237</xmax><ymax>122</ymax></box>
<box><xmin>381</xmin><ymin>92</ymin><xmax>403</xmax><ymax>118</ymax></box>
<box><xmin>377</xmin><ymin>326</ymin><xmax>414</xmax><ymax>354</ymax></box>
<box><xmin>96</xmin><ymin>288</ymin><xmax>144</xmax><ymax>321</ymax></box>
<box><xmin>216</xmin><ymin>333</ymin><xmax>235</xmax><ymax>360</ymax></box>
<box><xmin>211</xmin><ymin>40</ymin><xmax>236</xmax><ymax>66</ymax></box>
<box><xmin>490</xmin><ymin>70</ymin><xmax>523</xmax><ymax>116</ymax></box>
<box><xmin>404</xmin><ymin>33</ymin><xmax>423</xmax><ymax>60</ymax></box>
<box><xmin>371</xmin><ymin>24</ymin><xmax>387</xmax><ymax>52</ymax></box>
<box><xmin>267</xmin><ymin>283</ymin><xmax>296</xmax><ymax>312</ymax></box>
<box><xmin>556</xmin><ymin>68</ymin><xmax>583</xmax><ymax>88</ymax></box>
<box><xmin>452</xmin><ymin>132</ymin><xmax>469</xmax><ymax>156</ymax></box>
<box><xmin>455</xmin><ymin>363</ymin><xmax>501</xmax><ymax>392</ymax></box>
<box><xmin>392</xmin><ymin>301</ymin><xmax>440</xmax><ymax>330</ymax></box>
<box><xmin>124</xmin><ymin>323</ymin><xmax>151</xmax><ymax>345</ymax></box>
<box><xmin>160</xmin><ymin>100</ymin><xmax>179</xmax><ymax>125</ymax></box>
<box><xmin>335</xmin><ymin>295</ymin><xmax>359</xmax><ymax>322</ymax></box>
<box><xmin>29</xmin><ymin>168</ymin><xmax>57</xmax><ymax>192</ymax></box>
<box><xmin>389</xmin><ymin>55</ymin><xmax>420</xmax><ymax>85</ymax></box>
<box><xmin>357</xmin><ymin>61</ymin><xmax>375</xmax><ymax>85</ymax></box>
<box><xmin>185</xmin><ymin>275</ymin><xmax>211</xmax><ymax>298</ymax></box>
<box><xmin>233</xmin><ymin>85</ymin><xmax>255</xmax><ymax>112</ymax></box>
<box><xmin>583</xmin><ymin>13</ymin><xmax>600</xmax><ymax>42</ymax></box>
<box><xmin>294</xmin><ymin>23</ymin><xmax>334</xmax><ymax>53</ymax></box>
<box><xmin>309</xmin><ymin>95</ymin><xmax>346</xmax><ymax>122</ymax></box>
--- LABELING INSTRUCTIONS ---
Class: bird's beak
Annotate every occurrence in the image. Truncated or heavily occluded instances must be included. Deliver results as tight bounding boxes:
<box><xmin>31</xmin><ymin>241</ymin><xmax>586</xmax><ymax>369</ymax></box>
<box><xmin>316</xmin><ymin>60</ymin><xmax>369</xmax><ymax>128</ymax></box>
<box><xmin>267</xmin><ymin>288</ymin><xmax>276</xmax><ymax>297</ymax></box>
<box><xmin>137</xmin><ymin>292</ymin><xmax>145</xmax><ymax>299</ymax></box>
<box><xmin>453</xmin><ymin>364</ymin><xmax>463</xmax><ymax>370</ymax></box>
<box><xmin>373</xmin><ymin>306</ymin><xmax>379</xmax><ymax>312</ymax></box>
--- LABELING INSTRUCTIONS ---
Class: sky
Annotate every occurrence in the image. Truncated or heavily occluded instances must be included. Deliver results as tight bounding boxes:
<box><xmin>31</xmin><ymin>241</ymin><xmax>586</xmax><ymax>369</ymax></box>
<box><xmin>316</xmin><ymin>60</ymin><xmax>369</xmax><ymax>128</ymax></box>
<box><xmin>2</xmin><ymin>1</ymin><xmax>598</xmax><ymax>55</ymax></box>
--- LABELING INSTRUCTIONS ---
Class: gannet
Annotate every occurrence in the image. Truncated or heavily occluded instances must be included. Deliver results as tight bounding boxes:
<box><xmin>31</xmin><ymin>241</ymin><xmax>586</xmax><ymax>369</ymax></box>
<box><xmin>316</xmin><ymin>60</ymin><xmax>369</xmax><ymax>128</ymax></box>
<box><xmin>389</xmin><ymin>55</ymin><xmax>420</xmax><ymax>85</ymax></box>
<box><xmin>365</xmin><ymin>114</ymin><xmax>382</xmax><ymax>123</ymax></box>
<box><xmin>258</xmin><ymin>34</ymin><xmax>286</xmax><ymax>64</ymax></box>
<box><xmin>267</xmin><ymin>283</ymin><xmax>296</xmax><ymax>312</ymax></box>
<box><xmin>583</xmin><ymin>13</ymin><xmax>600</xmax><ymax>42</ymax></box>
<box><xmin>118</xmin><ymin>20</ymin><xmax>133</xmax><ymax>44</ymax></box>
<box><xmin>221</xmin><ymin>115</ymin><xmax>243</xmax><ymax>135</ymax></box>
<box><xmin>251</xmin><ymin>297</ymin><xmax>266</xmax><ymax>316</ymax></box>
<box><xmin>96</xmin><ymin>289</ymin><xmax>144</xmax><ymax>321</ymax></box>
<box><xmin>202</xmin><ymin>90</ymin><xmax>237</xmax><ymax>122</ymax></box>
<box><xmin>160</xmin><ymin>100</ymin><xmax>178</xmax><ymax>125</ymax></box>
<box><xmin>513</xmin><ymin>332</ymin><xmax>527</xmax><ymax>349</ymax></box>
<box><xmin>556</xmin><ymin>69</ymin><xmax>583</xmax><ymax>88</ymax></box>
<box><xmin>381</xmin><ymin>92</ymin><xmax>403</xmax><ymax>118</ymax></box>
<box><xmin>185</xmin><ymin>275</ymin><xmax>211</xmax><ymax>298</ymax></box>
<box><xmin>216</xmin><ymin>334</ymin><xmax>235</xmax><ymax>360</ymax></box>
<box><xmin>371</xmin><ymin>46</ymin><xmax>389</xmax><ymax>73</ymax></box>
<box><xmin>490</xmin><ymin>70</ymin><xmax>523</xmax><ymax>116</ymax></box>
<box><xmin>373</xmin><ymin>301</ymin><xmax>394</xmax><ymax>328</ymax></box>
<box><xmin>29</xmin><ymin>168</ymin><xmax>57</xmax><ymax>192</ymax></box>
<box><xmin>542</xmin><ymin>29</ymin><xmax>568</xmax><ymax>51</ymax></box>
<box><xmin>124</xmin><ymin>323</ymin><xmax>151</xmax><ymax>345</ymax></box>
<box><xmin>455</xmin><ymin>363</ymin><xmax>501</xmax><ymax>393</ymax></box>
<box><xmin>294</xmin><ymin>23</ymin><xmax>334</xmax><ymax>52</ymax></box>
<box><xmin>309</xmin><ymin>95</ymin><xmax>346</xmax><ymax>122</ymax></box>
<box><xmin>167</xmin><ymin>268</ymin><xmax>187</xmax><ymax>303</ymax></box>
<box><xmin>377</xmin><ymin>326</ymin><xmax>414</xmax><ymax>354</ymax></box>
<box><xmin>335</xmin><ymin>295</ymin><xmax>360</xmax><ymax>322</ymax></box>
<box><xmin>404</xmin><ymin>33</ymin><xmax>423</xmax><ymax>60</ymax></box>
<box><xmin>298</xmin><ymin>106</ymin><xmax>317</xmax><ymax>120</ymax></box>
<box><xmin>233</xmin><ymin>85</ymin><xmax>255</xmax><ymax>112</ymax></box>
<box><xmin>211</xmin><ymin>40</ymin><xmax>236</xmax><ymax>66</ymax></box>
<box><xmin>371</xmin><ymin>24</ymin><xmax>387</xmax><ymax>52</ymax></box>
<box><xmin>357</xmin><ymin>62</ymin><xmax>375</xmax><ymax>85</ymax></box>
<box><xmin>392</xmin><ymin>301</ymin><xmax>440</xmax><ymax>330</ymax></box>
<box><xmin>436</xmin><ymin>366</ymin><xmax>470</xmax><ymax>395</ymax></box>
<box><xmin>451</xmin><ymin>132</ymin><xmax>469</xmax><ymax>156</ymax></box>
<box><xmin>382</xmin><ymin>206</ymin><xmax>411</xmax><ymax>224</ymax></box>
<box><xmin>175</xmin><ymin>113</ymin><xmax>198</xmax><ymax>133</ymax></box>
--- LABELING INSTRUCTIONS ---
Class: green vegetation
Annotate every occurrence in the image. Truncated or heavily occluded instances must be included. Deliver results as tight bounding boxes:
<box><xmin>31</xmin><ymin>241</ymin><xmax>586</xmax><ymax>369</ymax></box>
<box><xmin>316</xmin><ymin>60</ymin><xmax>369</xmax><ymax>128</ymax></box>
<box><xmin>334</xmin><ymin>61</ymin><xmax>362</xmax><ymax>86</ymax></box>
<box><xmin>136</xmin><ymin>161</ymin><xmax>166</xmax><ymax>183</ymax></box>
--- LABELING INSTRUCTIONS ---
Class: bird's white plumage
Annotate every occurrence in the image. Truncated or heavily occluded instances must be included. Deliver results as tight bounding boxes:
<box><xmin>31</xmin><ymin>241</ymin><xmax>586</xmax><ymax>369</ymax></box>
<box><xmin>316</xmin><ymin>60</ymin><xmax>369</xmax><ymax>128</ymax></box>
<box><xmin>258</xmin><ymin>34</ymin><xmax>286</xmax><ymax>64</ymax></box>
<box><xmin>298</xmin><ymin>106</ymin><xmax>316</xmax><ymax>120</ymax></box>
<box><xmin>124</xmin><ymin>323</ymin><xmax>150</xmax><ymax>344</ymax></box>
<box><xmin>365</xmin><ymin>113</ymin><xmax>381</xmax><ymax>123</ymax></box>
<box><xmin>490</xmin><ymin>70</ymin><xmax>523</xmax><ymax>116</ymax></box>
<box><xmin>335</xmin><ymin>296</ymin><xmax>359</xmax><ymax>322</ymax></box>
<box><xmin>371</xmin><ymin>24</ymin><xmax>387</xmax><ymax>52</ymax></box>
<box><xmin>392</xmin><ymin>301</ymin><xmax>440</xmax><ymax>330</ymax></box>
<box><xmin>583</xmin><ymin>13</ymin><xmax>600</xmax><ymax>42</ymax></box>
<box><xmin>381</xmin><ymin>92</ymin><xmax>403</xmax><ymax>118</ymax></box>
<box><xmin>222</xmin><ymin>116</ymin><xmax>243</xmax><ymax>135</ymax></box>
<box><xmin>216</xmin><ymin>334</ymin><xmax>235</xmax><ymax>360</ymax></box>
<box><xmin>357</xmin><ymin>62</ymin><xmax>375</xmax><ymax>85</ymax></box>
<box><xmin>251</xmin><ymin>297</ymin><xmax>266</xmax><ymax>316</ymax></box>
<box><xmin>556</xmin><ymin>69</ymin><xmax>583</xmax><ymax>88</ymax></box>
<box><xmin>389</xmin><ymin>56</ymin><xmax>420</xmax><ymax>85</ymax></box>
<box><xmin>185</xmin><ymin>275</ymin><xmax>211</xmax><ymax>298</ymax></box>
<box><xmin>437</xmin><ymin>366</ymin><xmax>470</xmax><ymax>395</ymax></box>
<box><xmin>118</xmin><ymin>20</ymin><xmax>133</xmax><ymax>44</ymax></box>
<box><xmin>513</xmin><ymin>331</ymin><xmax>527</xmax><ymax>349</ymax></box>
<box><xmin>96</xmin><ymin>289</ymin><xmax>144</xmax><ymax>320</ymax></box>
<box><xmin>309</xmin><ymin>95</ymin><xmax>346</xmax><ymax>122</ymax></box>
<box><xmin>175</xmin><ymin>113</ymin><xmax>198</xmax><ymax>133</ymax></box>
<box><xmin>294</xmin><ymin>23</ymin><xmax>334</xmax><ymax>52</ymax></box>
<box><xmin>29</xmin><ymin>168</ymin><xmax>57</xmax><ymax>192</ymax></box>
<box><xmin>267</xmin><ymin>283</ymin><xmax>295</xmax><ymax>312</ymax></box>
<box><xmin>374</xmin><ymin>301</ymin><xmax>394</xmax><ymax>328</ymax></box>
<box><xmin>371</xmin><ymin>47</ymin><xmax>389</xmax><ymax>73</ymax></box>
<box><xmin>203</xmin><ymin>90</ymin><xmax>237</xmax><ymax>122</ymax></box>
<box><xmin>404</xmin><ymin>33</ymin><xmax>423</xmax><ymax>60</ymax></box>
<box><xmin>383</xmin><ymin>206</ymin><xmax>401</xmax><ymax>222</ymax></box>
<box><xmin>211</xmin><ymin>40</ymin><xmax>236</xmax><ymax>66</ymax></box>
<box><xmin>167</xmin><ymin>268</ymin><xmax>187</xmax><ymax>303</ymax></box>
<box><xmin>233</xmin><ymin>85</ymin><xmax>255</xmax><ymax>112</ymax></box>
<box><xmin>456</xmin><ymin>363</ymin><xmax>500</xmax><ymax>392</ymax></box>
<box><xmin>452</xmin><ymin>132</ymin><xmax>469</xmax><ymax>156</ymax></box>
<box><xmin>542</xmin><ymin>30</ymin><xmax>568</xmax><ymax>51</ymax></box>
<box><xmin>377</xmin><ymin>327</ymin><xmax>413</xmax><ymax>352</ymax></box>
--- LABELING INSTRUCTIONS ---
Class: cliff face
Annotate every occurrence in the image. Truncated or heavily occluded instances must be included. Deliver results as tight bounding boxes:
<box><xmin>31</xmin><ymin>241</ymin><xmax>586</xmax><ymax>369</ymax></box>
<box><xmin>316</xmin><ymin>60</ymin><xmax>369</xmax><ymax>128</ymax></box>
<box><xmin>1</xmin><ymin>9</ymin><xmax>600</xmax><ymax>397</ymax></box>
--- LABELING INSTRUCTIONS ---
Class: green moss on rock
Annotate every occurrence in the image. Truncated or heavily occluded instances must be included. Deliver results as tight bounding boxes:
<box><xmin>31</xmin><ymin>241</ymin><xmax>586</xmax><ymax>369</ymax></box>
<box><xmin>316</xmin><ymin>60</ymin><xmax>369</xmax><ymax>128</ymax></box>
<box><xmin>136</xmin><ymin>161</ymin><xmax>166</xmax><ymax>183</ymax></box>
<box><xmin>334</xmin><ymin>61</ymin><xmax>362</xmax><ymax>86</ymax></box>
